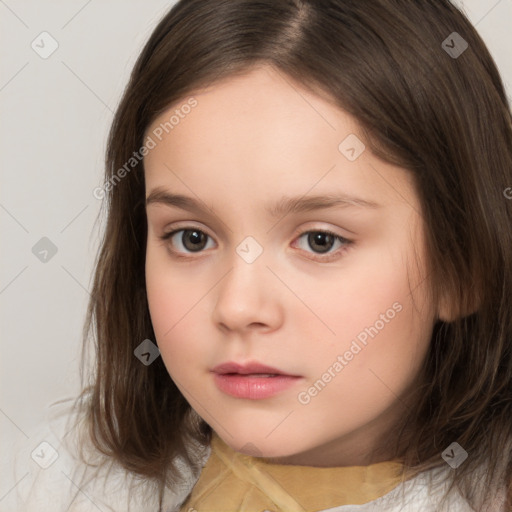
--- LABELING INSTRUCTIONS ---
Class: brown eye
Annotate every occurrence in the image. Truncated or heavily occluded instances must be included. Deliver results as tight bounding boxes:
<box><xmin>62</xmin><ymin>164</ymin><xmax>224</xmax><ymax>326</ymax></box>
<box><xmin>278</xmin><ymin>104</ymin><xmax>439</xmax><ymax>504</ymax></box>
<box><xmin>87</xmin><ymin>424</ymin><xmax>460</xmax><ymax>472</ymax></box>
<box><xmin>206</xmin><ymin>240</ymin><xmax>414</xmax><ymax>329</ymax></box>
<box><xmin>294</xmin><ymin>230</ymin><xmax>352</xmax><ymax>261</ymax></box>
<box><xmin>160</xmin><ymin>228</ymin><xmax>214</xmax><ymax>254</ymax></box>
<box><xmin>307</xmin><ymin>232</ymin><xmax>336</xmax><ymax>253</ymax></box>
<box><xmin>181</xmin><ymin>229</ymin><xmax>208</xmax><ymax>251</ymax></box>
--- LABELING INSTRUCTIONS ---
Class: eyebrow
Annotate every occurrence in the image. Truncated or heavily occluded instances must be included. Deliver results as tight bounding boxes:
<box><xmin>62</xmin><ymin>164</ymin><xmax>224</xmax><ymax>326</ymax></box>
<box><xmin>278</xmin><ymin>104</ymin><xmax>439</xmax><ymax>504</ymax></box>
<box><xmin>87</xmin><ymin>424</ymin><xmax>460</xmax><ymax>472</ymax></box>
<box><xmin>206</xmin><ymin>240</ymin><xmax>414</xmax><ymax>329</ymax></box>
<box><xmin>145</xmin><ymin>188</ymin><xmax>381</xmax><ymax>218</ymax></box>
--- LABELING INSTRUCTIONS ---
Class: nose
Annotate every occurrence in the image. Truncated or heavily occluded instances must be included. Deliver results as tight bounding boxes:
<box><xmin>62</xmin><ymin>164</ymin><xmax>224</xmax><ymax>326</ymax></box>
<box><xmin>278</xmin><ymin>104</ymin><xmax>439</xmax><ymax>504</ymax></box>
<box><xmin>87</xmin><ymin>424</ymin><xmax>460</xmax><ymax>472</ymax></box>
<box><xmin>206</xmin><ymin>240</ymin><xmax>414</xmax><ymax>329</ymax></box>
<box><xmin>212</xmin><ymin>249</ymin><xmax>284</xmax><ymax>335</ymax></box>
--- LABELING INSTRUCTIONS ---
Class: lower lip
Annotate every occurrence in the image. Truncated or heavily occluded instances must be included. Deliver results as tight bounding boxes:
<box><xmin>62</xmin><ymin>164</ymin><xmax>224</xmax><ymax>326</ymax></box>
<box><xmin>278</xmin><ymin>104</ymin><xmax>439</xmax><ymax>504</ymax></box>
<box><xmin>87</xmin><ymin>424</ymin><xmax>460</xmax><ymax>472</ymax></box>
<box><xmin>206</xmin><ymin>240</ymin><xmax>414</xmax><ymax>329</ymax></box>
<box><xmin>213</xmin><ymin>373</ymin><xmax>302</xmax><ymax>399</ymax></box>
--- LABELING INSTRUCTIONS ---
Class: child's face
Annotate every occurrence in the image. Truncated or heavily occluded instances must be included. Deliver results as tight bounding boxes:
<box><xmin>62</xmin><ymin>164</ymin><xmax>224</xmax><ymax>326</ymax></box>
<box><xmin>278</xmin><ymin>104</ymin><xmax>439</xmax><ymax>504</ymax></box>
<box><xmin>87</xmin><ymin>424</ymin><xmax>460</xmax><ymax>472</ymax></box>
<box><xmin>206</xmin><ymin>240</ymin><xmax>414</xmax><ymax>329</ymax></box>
<box><xmin>144</xmin><ymin>64</ymin><xmax>437</xmax><ymax>466</ymax></box>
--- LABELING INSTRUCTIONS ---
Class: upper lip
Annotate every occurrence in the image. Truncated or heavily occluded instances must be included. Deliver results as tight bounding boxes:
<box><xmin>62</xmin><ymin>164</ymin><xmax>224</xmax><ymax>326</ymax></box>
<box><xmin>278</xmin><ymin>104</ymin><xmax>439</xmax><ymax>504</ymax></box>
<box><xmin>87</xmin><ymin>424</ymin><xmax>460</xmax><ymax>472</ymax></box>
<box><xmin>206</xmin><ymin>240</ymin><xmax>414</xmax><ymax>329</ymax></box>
<box><xmin>211</xmin><ymin>361</ymin><xmax>299</xmax><ymax>376</ymax></box>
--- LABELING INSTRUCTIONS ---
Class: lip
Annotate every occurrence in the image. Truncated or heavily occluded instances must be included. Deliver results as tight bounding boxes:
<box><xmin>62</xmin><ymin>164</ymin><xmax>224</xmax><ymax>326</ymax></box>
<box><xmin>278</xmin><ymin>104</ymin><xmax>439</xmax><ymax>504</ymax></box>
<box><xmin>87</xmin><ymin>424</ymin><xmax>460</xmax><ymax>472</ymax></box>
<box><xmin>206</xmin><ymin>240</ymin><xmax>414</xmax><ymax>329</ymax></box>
<box><xmin>212</xmin><ymin>361</ymin><xmax>297</xmax><ymax>376</ymax></box>
<box><xmin>211</xmin><ymin>361</ymin><xmax>302</xmax><ymax>399</ymax></box>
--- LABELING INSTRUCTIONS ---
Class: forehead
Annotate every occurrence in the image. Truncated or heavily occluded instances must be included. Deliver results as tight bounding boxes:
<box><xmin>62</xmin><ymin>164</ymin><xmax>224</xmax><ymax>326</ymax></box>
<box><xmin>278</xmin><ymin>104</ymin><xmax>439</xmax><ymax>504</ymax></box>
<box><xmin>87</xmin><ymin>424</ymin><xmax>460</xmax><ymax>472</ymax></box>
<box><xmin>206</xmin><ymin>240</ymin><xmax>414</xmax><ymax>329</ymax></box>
<box><xmin>146</xmin><ymin>63</ymin><xmax>350</xmax><ymax>132</ymax></box>
<box><xmin>144</xmin><ymin>64</ymin><xmax>358</xmax><ymax>166</ymax></box>
<box><xmin>143</xmin><ymin>65</ymin><xmax>417</xmax><ymax>212</ymax></box>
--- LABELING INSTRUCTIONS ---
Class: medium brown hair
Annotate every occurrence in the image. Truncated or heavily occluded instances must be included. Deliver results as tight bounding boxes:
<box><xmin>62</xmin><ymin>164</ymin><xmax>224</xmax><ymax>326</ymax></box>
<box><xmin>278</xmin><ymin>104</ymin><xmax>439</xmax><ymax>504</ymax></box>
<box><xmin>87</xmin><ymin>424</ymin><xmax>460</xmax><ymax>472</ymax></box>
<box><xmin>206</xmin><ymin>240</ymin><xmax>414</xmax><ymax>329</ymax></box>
<box><xmin>76</xmin><ymin>0</ymin><xmax>512</xmax><ymax>509</ymax></box>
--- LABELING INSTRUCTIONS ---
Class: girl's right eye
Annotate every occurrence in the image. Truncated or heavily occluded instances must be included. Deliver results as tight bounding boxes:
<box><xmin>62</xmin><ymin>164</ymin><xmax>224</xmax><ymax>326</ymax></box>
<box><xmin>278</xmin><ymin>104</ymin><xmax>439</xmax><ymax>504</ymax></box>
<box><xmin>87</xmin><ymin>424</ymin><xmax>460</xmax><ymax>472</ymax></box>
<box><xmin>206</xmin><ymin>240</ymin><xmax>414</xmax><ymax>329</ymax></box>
<box><xmin>159</xmin><ymin>228</ymin><xmax>215</xmax><ymax>255</ymax></box>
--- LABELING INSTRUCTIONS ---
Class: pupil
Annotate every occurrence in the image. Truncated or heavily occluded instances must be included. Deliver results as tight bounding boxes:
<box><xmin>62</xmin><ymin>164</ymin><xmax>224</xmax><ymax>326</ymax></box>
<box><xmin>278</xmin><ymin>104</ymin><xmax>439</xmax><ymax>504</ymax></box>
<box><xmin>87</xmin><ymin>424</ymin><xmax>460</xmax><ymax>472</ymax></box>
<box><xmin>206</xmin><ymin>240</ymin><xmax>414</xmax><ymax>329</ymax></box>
<box><xmin>183</xmin><ymin>230</ymin><xmax>206</xmax><ymax>251</ymax></box>
<box><xmin>308</xmin><ymin>232</ymin><xmax>334</xmax><ymax>253</ymax></box>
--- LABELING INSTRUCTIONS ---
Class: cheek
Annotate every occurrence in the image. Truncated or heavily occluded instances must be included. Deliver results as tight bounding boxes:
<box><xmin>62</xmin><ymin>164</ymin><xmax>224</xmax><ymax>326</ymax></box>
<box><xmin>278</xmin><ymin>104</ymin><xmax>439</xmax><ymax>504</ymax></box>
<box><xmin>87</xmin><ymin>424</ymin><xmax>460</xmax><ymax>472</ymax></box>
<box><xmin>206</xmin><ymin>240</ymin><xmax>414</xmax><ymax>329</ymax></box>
<box><xmin>300</xmin><ymin>247</ymin><xmax>416</xmax><ymax>349</ymax></box>
<box><xmin>300</xmin><ymin>239</ymin><xmax>432</xmax><ymax>399</ymax></box>
<box><xmin>147</xmin><ymin>286</ymin><xmax>204</xmax><ymax>382</ymax></box>
<box><xmin>145</xmin><ymin>252</ymin><xmax>199</xmax><ymax>368</ymax></box>
<box><xmin>294</xmin><ymin>287</ymin><xmax>431</xmax><ymax>438</ymax></box>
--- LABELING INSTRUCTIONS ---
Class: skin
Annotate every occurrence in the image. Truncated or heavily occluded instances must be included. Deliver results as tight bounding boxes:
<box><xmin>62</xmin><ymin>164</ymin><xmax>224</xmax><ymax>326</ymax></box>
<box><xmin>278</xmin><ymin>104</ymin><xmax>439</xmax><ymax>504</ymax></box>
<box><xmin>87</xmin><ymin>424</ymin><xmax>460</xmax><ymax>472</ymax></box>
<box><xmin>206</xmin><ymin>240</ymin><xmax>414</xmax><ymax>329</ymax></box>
<box><xmin>144</xmin><ymin>64</ymin><xmax>444</xmax><ymax>467</ymax></box>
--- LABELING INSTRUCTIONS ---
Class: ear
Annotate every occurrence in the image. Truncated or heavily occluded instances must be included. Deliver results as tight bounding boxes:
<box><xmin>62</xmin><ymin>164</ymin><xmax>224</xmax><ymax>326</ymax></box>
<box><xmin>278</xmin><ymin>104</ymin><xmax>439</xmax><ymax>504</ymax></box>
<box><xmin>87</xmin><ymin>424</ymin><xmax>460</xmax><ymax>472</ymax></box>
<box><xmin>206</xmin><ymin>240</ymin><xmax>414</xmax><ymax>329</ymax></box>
<box><xmin>437</xmin><ymin>284</ymin><xmax>480</xmax><ymax>322</ymax></box>
<box><xmin>437</xmin><ymin>292</ymin><xmax>458</xmax><ymax>322</ymax></box>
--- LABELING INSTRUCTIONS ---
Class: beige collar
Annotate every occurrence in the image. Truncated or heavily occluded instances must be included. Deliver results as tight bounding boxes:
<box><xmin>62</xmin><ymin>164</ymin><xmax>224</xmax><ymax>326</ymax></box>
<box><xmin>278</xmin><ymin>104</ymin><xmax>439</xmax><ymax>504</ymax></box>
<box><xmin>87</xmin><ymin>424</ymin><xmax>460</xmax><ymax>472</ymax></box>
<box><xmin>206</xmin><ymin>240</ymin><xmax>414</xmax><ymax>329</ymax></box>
<box><xmin>180</xmin><ymin>432</ymin><xmax>405</xmax><ymax>512</ymax></box>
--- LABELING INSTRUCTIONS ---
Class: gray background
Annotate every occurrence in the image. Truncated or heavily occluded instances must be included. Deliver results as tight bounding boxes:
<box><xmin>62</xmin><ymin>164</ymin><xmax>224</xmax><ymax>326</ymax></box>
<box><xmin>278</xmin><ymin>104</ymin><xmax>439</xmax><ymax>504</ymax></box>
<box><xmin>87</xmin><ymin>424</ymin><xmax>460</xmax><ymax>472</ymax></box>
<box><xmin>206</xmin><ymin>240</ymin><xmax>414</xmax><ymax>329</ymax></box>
<box><xmin>1</xmin><ymin>0</ymin><xmax>511</xmax><ymax>506</ymax></box>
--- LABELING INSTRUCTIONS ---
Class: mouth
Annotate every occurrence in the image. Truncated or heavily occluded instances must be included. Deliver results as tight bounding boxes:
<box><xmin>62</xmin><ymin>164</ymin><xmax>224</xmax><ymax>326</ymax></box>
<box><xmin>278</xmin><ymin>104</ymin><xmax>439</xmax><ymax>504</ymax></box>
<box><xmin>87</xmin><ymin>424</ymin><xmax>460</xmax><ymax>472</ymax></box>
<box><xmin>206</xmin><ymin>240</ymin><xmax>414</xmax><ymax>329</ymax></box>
<box><xmin>211</xmin><ymin>361</ymin><xmax>302</xmax><ymax>399</ymax></box>
<box><xmin>211</xmin><ymin>361</ymin><xmax>299</xmax><ymax>376</ymax></box>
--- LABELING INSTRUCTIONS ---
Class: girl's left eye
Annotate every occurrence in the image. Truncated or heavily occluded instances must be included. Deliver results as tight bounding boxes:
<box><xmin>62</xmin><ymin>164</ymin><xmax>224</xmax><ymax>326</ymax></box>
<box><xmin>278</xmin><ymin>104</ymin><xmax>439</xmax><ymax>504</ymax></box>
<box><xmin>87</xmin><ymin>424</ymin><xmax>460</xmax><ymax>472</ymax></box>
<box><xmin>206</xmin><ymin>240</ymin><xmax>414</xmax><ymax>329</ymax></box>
<box><xmin>159</xmin><ymin>228</ymin><xmax>352</xmax><ymax>260</ymax></box>
<box><xmin>293</xmin><ymin>230</ymin><xmax>352</xmax><ymax>260</ymax></box>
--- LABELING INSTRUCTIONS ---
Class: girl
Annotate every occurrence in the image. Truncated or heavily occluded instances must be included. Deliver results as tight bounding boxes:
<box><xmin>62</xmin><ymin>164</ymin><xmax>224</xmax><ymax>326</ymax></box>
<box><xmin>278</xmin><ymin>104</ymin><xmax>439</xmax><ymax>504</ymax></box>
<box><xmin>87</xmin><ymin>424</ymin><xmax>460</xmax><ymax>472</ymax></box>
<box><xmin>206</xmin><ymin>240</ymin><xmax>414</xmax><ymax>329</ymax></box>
<box><xmin>14</xmin><ymin>0</ymin><xmax>512</xmax><ymax>510</ymax></box>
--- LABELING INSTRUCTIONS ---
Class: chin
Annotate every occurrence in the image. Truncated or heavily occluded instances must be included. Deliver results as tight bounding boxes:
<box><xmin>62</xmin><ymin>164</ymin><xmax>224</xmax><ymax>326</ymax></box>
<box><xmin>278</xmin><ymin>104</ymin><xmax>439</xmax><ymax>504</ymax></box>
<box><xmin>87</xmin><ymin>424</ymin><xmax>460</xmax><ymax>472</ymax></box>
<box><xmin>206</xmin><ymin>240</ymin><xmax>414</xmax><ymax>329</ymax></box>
<box><xmin>206</xmin><ymin>414</ymin><xmax>320</xmax><ymax>460</ymax></box>
<box><xmin>226</xmin><ymin>434</ymin><xmax>309</xmax><ymax>460</ymax></box>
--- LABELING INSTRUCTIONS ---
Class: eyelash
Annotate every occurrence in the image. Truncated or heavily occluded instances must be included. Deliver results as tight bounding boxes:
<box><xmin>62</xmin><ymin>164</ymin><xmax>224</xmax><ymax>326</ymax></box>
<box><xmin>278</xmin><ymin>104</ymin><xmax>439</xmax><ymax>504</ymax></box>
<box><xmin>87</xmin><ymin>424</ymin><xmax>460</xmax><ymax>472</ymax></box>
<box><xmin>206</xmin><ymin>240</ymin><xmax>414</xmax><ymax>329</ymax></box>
<box><xmin>158</xmin><ymin>227</ymin><xmax>353</xmax><ymax>262</ymax></box>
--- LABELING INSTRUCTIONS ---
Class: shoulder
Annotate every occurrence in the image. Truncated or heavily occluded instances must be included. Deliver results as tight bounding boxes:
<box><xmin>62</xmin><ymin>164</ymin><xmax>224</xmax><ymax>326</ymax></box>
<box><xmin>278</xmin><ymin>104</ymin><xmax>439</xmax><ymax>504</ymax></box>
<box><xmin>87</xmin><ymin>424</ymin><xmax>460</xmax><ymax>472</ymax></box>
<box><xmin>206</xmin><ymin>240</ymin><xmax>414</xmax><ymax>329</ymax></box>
<box><xmin>7</xmin><ymin>397</ymin><xmax>208</xmax><ymax>512</ymax></box>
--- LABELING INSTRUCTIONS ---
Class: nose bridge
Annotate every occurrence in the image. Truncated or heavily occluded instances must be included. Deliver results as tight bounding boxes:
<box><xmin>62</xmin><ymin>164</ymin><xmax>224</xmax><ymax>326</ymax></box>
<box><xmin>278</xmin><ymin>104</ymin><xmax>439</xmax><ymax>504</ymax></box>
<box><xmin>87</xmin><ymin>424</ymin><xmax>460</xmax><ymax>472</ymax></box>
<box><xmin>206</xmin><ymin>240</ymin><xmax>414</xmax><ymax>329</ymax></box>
<box><xmin>234</xmin><ymin>235</ymin><xmax>265</xmax><ymax>266</ymax></box>
<box><xmin>212</xmin><ymin>234</ymin><xmax>279</xmax><ymax>330</ymax></box>
<box><xmin>220</xmin><ymin>235</ymin><xmax>268</xmax><ymax>298</ymax></box>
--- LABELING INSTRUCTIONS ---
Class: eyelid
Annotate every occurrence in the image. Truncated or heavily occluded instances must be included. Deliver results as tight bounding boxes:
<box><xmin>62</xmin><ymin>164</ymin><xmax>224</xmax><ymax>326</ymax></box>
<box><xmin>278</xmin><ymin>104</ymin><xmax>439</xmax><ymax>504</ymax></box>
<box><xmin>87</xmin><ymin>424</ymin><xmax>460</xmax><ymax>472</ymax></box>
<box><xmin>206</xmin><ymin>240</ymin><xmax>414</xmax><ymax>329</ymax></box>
<box><xmin>289</xmin><ymin>222</ymin><xmax>352</xmax><ymax>242</ymax></box>
<box><xmin>160</xmin><ymin>222</ymin><xmax>352</xmax><ymax>243</ymax></box>
<box><xmin>160</xmin><ymin>221</ymin><xmax>215</xmax><ymax>239</ymax></box>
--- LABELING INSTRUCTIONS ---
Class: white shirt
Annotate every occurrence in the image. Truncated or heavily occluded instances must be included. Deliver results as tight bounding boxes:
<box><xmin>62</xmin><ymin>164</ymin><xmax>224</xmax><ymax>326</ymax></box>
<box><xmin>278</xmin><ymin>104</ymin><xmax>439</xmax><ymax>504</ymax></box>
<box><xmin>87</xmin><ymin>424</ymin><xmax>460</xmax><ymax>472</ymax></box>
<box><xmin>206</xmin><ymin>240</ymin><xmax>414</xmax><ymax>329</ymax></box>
<box><xmin>4</xmin><ymin>400</ymin><xmax>507</xmax><ymax>512</ymax></box>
